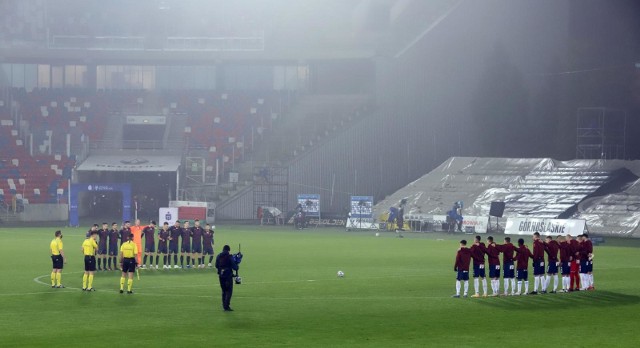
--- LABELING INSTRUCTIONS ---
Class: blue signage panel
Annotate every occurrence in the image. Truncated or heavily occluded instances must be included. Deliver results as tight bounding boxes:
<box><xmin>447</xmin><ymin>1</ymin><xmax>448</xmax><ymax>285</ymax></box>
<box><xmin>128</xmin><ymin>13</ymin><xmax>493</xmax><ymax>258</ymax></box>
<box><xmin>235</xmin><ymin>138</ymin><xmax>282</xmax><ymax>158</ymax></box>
<box><xmin>350</xmin><ymin>196</ymin><xmax>374</xmax><ymax>218</ymax></box>
<box><xmin>297</xmin><ymin>194</ymin><xmax>320</xmax><ymax>217</ymax></box>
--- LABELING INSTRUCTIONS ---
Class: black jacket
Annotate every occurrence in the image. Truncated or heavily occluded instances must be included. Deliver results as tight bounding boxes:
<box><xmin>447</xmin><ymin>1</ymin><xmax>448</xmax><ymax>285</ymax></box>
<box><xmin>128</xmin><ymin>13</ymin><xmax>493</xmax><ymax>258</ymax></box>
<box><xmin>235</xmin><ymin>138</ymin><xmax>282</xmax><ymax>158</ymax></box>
<box><xmin>215</xmin><ymin>250</ymin><xmax>238</xmax><ymax>278</ymax></box>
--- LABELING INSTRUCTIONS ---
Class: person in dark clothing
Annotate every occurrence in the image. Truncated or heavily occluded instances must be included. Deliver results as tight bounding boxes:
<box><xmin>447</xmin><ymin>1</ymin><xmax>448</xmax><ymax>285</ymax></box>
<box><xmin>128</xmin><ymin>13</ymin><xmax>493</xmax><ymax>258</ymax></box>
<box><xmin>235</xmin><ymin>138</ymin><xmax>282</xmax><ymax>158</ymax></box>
<box><xmin>395</xmin><ymin>199</ymin><xmax>407</xmax><ymax>232</ymax></box>
<box><xmin>215</xmin><ymin>245</ymin><xmax>239</xmax><ymax>311</ymax></box>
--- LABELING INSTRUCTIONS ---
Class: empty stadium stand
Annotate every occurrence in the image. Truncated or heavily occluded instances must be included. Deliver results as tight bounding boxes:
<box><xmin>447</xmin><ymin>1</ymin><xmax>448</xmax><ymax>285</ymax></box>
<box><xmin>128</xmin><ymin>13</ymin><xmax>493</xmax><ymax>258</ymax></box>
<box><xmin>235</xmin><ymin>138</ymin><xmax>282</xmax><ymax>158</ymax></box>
<box><xmin>1</xmin><ymin>88</ymin><xmax>298</xmax><ymax>211</ymax></box>
<box><xmin>572</xmin><ymin>164</ymin><xmax>640</xmax><ymax>237</ymax></box>
<box><xmin>0</xmin><ymin>118</ymin><xmax>71</xmax><ymax>207</ymax></box>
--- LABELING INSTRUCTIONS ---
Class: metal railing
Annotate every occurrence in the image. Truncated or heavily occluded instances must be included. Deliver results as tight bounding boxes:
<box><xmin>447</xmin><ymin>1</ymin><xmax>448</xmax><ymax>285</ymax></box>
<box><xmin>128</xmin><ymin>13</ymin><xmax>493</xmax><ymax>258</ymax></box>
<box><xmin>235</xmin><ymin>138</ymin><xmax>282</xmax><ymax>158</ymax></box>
<box><xmin>165</xmin><ymin>35</ymin><xmax>264</xmax><ymax>51</ymax></box>
<box><xmin>49</xmin><ymin>35</ymin><xmax>145</xmax><ymax>50</ymax></box>
<box><xmin>89</xmin><ymin>140</ymin><xmax>185</xmax><ymax>153</ymax></box>
<box><xmin>48</xmin><ymin>33</ymin><xmax>265</xmax><ymax>51</ymax></box>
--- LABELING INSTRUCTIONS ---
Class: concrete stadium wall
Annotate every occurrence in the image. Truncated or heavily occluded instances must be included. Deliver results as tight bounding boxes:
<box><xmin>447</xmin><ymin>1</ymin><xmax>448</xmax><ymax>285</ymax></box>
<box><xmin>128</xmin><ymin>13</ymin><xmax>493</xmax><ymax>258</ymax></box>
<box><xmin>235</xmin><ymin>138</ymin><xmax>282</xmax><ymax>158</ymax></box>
<box><xmin>19</xmin><ymin>204</ymin><xmax>68</xmax><ymax>222</ymax></box>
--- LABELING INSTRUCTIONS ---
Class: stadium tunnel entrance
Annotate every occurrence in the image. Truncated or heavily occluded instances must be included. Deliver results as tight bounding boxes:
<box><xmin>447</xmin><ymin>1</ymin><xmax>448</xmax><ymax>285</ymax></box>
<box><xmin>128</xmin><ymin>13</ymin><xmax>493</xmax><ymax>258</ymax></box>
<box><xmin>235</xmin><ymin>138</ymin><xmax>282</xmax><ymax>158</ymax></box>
<box><xmin>74</xmin><ymin>154</ymin><xmax>180</xmax><ymax>225</ymax></box>
<box><xmin>78</xmin><ymin>190</ymin><xmax>123</xmax><ymax>222</ymax></box>
<box><xmin>70</xmin><ymin>183</ymin><xmax>131</xmax><ymax>227</ymax></box>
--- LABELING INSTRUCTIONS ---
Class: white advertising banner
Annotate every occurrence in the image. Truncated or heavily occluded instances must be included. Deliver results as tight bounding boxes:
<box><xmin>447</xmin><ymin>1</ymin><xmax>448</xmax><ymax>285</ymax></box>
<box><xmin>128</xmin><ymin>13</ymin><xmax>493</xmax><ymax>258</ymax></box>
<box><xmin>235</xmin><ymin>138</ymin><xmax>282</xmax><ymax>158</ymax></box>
<box><xmin>159</xmin><ymin>207</ymin><xmax>179</xmax><ymax>226</ymax></box>
<box><xmin>346</xmin><ymin>218</ymin><xmax>379</xmax><ymax>230</ymax></box>
<box><xmin>461</xmin><ymin>215</ymin><xmax>489</xmax><ymax>233</ymax></box>
<box><xmin>505</xmin><ymin>218</ymin><xmax>586</xmax><ymax>236</ymax></box>
<box><xmin>430</xmin><ymin>215</ymin><xmax>489</xmax><ymax>233</ymax></box>
<box><xmin>404</xmin><ymin>214</ymin><xmax>489</xmax><ymax>233</ymax></box>
<box><xmin>77</xmin><ymin>155</ymin><xmax>181</xmax><ymax>172</ymax></box>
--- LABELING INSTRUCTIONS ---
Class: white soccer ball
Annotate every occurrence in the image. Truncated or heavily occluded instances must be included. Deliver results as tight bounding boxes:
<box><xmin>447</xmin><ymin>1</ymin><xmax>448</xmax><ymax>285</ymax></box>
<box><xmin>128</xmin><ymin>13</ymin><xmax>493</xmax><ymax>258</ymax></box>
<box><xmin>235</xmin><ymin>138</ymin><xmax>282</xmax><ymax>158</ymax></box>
<box><xmin>337</xmin><ymin>270</ymin><xmax>345</xmax><ymax>277</ymax></box>
<box><xmin>375</xmin><ymin>232</ymin><xmax>380</xmax><ymax>237</ymax></box>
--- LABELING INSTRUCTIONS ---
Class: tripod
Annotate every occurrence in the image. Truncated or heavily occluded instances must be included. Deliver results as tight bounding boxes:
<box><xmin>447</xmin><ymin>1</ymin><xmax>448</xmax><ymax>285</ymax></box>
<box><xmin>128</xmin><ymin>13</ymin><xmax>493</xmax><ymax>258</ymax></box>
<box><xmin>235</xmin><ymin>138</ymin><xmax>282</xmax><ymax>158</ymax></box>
<box><xmin>356</xmin><ymin>201</ymin><xmax>366</xmax><ymax>229</ymax></box>
<box><xmin>488</xmin><ymin>216</ymin><xmax>502</xmax><ymax>233</ymax></box>
<box><xmin>346</xmin><ymin>201</ymin><xmax>370</xmax><ymax>231</ymax></box>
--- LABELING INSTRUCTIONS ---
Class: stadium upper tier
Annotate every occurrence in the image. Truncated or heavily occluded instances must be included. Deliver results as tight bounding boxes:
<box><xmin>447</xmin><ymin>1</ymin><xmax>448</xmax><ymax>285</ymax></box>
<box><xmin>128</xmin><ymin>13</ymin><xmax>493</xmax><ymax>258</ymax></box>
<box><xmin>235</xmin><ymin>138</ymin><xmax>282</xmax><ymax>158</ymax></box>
<box><xmin>0</xmin><ymin>0</ymin><xmax>262</xmax><ymax>44</ymax></box>
<box><xmin>10</xmin><ymin>88</ymin><xmax>290</xmax><ymax>155</ymax></box>
<box><xmin>375</xmin><ymin>157</ymin><xmax>640</xmax><ymax>237</ymax></box>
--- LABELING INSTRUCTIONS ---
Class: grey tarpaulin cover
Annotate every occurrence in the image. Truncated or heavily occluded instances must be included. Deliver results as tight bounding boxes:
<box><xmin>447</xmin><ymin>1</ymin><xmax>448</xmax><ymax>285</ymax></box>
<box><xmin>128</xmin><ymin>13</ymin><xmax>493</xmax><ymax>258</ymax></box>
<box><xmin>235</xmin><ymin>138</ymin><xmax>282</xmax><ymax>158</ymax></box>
<box><xmin>374</xmin><ymin>157</ymin><xmax>640</xmax><ymax>237</ymax></box>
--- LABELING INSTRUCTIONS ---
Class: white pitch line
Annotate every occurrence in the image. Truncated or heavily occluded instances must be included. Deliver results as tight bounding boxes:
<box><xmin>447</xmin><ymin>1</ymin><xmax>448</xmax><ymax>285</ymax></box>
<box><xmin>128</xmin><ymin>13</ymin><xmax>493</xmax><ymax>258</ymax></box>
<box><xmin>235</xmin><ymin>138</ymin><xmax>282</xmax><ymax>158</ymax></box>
<box><xmin>234</xmin><ymin>296</ymin><xmax>450</xmax><ymax>301</ymax></box>
<box><xmin>26</xmin><ymin>266</ymin><xmax>640</xmax><ymax>299</ymax></box>
<box><xmin>33</xmin><ymin>271</ymin><xmax>131</xmax><ymax>294</ymax></box>
<box><xmin>33</xmin><ymin>271</ymin><xmax>86</xmax><ymax>290</ymax></box>
<box><xmin>120</xmin><ymin>273</ymin><xmax>430</xmax><ymax>291</ymax></box>
<box><xmin>0</xmin><ymin>290</ymin><xmax>77</xmax><ymax>297</ymax></box>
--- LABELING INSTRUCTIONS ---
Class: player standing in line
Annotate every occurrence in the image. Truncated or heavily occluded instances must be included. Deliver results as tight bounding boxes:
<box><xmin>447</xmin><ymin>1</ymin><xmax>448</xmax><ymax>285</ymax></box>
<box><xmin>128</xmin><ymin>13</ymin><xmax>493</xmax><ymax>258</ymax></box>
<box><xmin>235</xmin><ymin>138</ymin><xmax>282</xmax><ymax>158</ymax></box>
<box><xmin>180</xmin><ymin>221</ymin><xmax>192</xmax><ymax>268</ymax></box>
<box><xmin>567</xmin><ymin>234</ymin><xmax>581</xmax><ymax>291</ymax></box>
<box><xmin>496</xmin><ymin>237</ymin><xmax>516</xmax><ymax>296</ymax></box>
<box><xmin>141</xmin><ymin>221</ymin><xmax>156</xmax><ymax>269</ymax></box>
<box><xmin>130</xmin><ymin>219</ymin><xmax>144</xmax><ymax>266</ymax></box>
<box><xmin>543</xmin><ymin>235</ymin><xmax>560</xmax><ymax>293</ymax></box>
<box><xmin>470</xmin><ymin>235</ymin><xmax>488</xmax><ymax>298</ymax></box>
<box><xmin>513</xmin><ymin>238</ymin><xmax>533</xmax><ymax>295</ymax></box>
<box><xmin>157</xmin><ymin>222</ymin><xmax>170</xmax><ymax>269</ymax></box>
<box><xmin>97</xmin><ymin>222</ymin><xmax>109</xmax><ymax>271</ymax></box>
<box><xmin>453</xmin><ymin>239</ymin><xmax>472</xmax><ymax>298</ymax></box>
<box><xmin>119</xmin><ymin>221</ymin><xmax>131</xmax><ymax>246</ymax></box>
<box><xmin>203</xmin><ymin>224</ymin><xmax>215</xmax><ymax>267</ymax></box>
<box><xmin>191</xmin><ymin>219</ymin><xmax>204</xmax><ymax>268</ymax></box>
<box><xmin>108</xmin><ymin>222</ymin><xmax>120</xmax><ymax>270</ymax></box>
<box><xmin>119</xmin><ymin>234</ymin><xmax>138</xmax><ymax>294</ymax></box>
<box><xmin>81</xmin><ymin>231</ymin><xmax>98</xmax><ymax>291</ymax></box>
<box><xmin>558</xmin><ymin>235</ymin><xmax>572</xmax><ymax>292</ymax></box>
<box><xmin>531</xmin><ymin>232</ymin><xmax>545</xmax><ymax>295</ymax></box>
<box><xmin>86</xmin><ymin>223</ymin><xmax>98</xmax><ymax>238</ymax></box>
<box><xmin>579</xmin><ymin>234</ymin><xmax>594</xmax><ymax>290</ymax></box>
<box><xmin>486</xmin><ymin>236</ymin><xmax>501</xmax><ymax>296</ymax></box>
<box><xmin>168</xmin><ymin>220</ymin><xmax>181</xmax><ymax>269</ymax></box>
<box><xmin>50</xmin><ymin>230</ymin><xmax>66</xmax><ymax>288</ymax></box>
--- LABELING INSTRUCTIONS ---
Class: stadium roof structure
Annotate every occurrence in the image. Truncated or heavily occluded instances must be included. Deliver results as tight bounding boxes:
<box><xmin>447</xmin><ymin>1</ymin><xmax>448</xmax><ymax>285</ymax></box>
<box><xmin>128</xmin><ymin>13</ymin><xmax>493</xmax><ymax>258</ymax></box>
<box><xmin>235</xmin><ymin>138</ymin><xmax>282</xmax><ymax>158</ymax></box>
<box><xmin>0</xmin><ymin>0</ymin><xmax>460</xmax><ymax>61</ymax></box>
<box><xmin>76</xmin><ymin>155</ymin><xmax>181</xmax><ymax>172</ymax></box>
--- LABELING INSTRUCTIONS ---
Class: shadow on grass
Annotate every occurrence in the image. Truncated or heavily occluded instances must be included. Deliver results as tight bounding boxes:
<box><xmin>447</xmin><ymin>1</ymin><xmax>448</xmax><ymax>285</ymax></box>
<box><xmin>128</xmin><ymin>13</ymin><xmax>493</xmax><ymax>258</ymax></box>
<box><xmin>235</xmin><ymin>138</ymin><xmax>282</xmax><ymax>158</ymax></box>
<box><xmin>473</xmin><ymin>290</ymin><xmax>640</xmax><ymax>310</ymax></box>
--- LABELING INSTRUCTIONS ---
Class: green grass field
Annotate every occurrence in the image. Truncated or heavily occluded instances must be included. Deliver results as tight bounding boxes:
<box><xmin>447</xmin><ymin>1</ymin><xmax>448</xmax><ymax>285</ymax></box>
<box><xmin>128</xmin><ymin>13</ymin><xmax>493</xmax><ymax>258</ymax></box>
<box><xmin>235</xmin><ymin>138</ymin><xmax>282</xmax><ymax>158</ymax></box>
<box><xmin>1</xmin><ymin>226</ymin><xmax>639</xmax><ymax>347</ymax></box>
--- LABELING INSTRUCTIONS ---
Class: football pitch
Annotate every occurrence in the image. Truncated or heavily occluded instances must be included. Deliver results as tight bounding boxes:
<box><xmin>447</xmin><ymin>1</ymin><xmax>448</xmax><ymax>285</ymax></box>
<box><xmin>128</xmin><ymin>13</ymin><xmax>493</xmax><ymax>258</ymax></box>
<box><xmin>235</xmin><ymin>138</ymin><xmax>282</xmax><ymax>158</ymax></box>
<box><xmin>1</xmin><ymin>226</ymin><xmax>639</xmax><ymax>347</ymax></box>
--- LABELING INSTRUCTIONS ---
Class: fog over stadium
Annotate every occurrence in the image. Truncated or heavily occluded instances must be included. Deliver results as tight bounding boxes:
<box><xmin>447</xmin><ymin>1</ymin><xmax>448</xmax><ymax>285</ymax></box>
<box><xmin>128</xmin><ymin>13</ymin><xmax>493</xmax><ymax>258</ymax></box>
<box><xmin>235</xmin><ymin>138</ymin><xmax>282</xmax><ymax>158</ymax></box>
<box><xmin>2</xmin><ymin>1</ymin><xmax>640</xmax><ymax>347</ymax></box>
<box><xmin>1</xmin><ymin>0</ymin><xmax>639</xmax><ymax>229</ymax></box>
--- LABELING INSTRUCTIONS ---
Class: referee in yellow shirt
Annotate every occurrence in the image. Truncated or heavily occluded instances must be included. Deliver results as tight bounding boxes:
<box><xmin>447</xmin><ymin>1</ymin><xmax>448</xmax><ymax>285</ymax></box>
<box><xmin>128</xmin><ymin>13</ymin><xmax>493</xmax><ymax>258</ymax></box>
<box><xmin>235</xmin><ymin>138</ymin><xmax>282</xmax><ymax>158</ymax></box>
<box><xmin>120</xmin><ymin>234</ymin><xmax>138</xmax><ymax>294</ymax></box>
<box><xmin>82</xmin><ymin>231</ymin><xmax>99</xmax><ymax>291</ymax></box>
<box><xmin>50</xmin><ymin>230</ymin><xmax>66</xmax><ymax>288</ymax></box>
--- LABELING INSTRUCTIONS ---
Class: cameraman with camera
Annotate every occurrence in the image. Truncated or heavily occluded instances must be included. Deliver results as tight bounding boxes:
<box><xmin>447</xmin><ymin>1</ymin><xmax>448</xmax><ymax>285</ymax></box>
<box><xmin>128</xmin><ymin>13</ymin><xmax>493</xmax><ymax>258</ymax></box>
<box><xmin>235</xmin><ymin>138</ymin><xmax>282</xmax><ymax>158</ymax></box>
<box><xmin>215</xmin><ymin>245</ymin><xmax>242</xmax><ymax>311</ymax></box>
